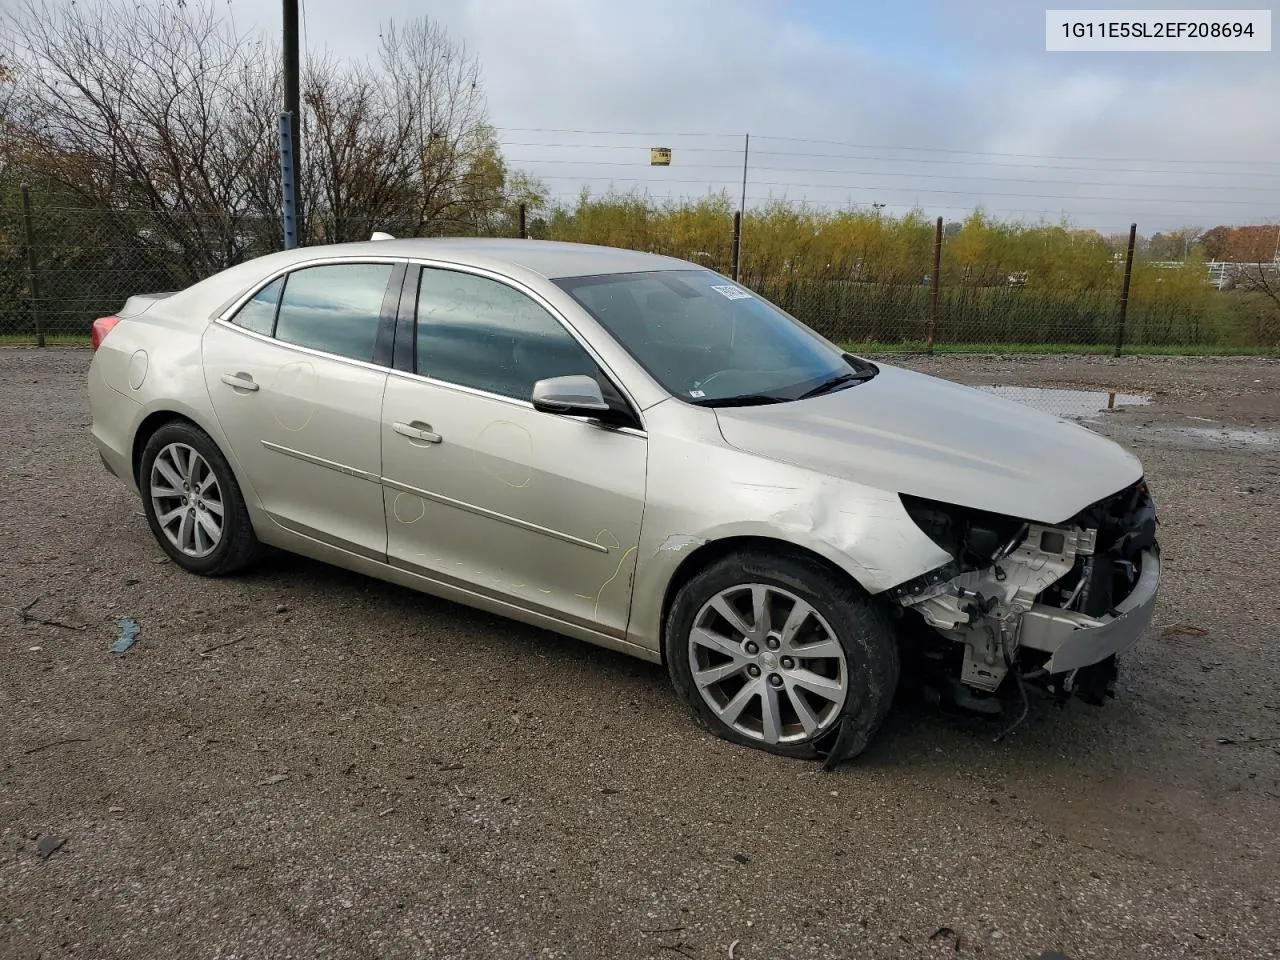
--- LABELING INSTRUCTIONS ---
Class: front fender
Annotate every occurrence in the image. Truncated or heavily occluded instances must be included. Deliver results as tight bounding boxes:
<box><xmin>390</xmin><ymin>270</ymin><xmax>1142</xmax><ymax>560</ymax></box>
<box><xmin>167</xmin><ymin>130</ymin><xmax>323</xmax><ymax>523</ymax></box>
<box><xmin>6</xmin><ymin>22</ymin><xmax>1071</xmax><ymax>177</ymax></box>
<box><xmin>627</xmin><ymin>405</ymin><xmax>952</xmax><ymax>654</ymax></box>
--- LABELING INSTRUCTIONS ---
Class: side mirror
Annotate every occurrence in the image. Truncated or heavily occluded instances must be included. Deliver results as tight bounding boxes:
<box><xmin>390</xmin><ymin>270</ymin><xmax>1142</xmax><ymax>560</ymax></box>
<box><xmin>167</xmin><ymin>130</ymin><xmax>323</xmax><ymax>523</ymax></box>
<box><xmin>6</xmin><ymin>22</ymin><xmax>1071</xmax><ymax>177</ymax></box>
<box><xmin>531</xmin><ymin>375</ymin><xmax>611</xmax><ymax>416</ymax></box>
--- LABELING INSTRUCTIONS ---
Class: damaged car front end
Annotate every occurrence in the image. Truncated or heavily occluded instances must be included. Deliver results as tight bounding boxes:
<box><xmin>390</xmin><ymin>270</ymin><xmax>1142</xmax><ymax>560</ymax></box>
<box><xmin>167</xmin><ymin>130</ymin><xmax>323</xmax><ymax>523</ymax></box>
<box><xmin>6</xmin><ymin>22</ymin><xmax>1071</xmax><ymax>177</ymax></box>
<box><xmin>894</xmin><ymin>479</ymin><xmax>1159</xmax><ymax>711</ymax></box>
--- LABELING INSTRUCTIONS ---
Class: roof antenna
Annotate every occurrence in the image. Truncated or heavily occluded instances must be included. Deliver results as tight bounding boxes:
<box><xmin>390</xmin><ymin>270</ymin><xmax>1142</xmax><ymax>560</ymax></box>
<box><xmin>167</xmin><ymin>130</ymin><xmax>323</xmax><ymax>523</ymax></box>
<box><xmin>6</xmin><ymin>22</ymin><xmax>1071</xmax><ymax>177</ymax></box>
<box><xmin>370</xmin><ymin>231</ymin><xmax>395</xmax><ymax>241</ymax></box>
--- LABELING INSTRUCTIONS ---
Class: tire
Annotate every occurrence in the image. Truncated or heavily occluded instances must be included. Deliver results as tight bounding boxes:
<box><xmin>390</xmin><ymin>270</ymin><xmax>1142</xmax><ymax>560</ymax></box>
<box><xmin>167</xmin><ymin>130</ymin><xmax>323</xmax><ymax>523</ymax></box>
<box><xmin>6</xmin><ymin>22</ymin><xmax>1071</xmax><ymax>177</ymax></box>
<box><xmin>139</xmin><ymin>420</ymin><xmax>260</xmax><ymax>576</ymax></box>
<box><xmin>665</xmin><ymin>549</ymin><xmax>899</xmax><ymax>762</ymax></box>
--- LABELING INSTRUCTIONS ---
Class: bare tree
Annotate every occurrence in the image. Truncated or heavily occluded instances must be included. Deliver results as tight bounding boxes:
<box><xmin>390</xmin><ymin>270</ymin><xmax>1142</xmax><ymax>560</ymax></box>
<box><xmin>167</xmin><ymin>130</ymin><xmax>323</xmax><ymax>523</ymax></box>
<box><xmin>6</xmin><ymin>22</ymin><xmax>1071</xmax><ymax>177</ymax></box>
<box><xmin>380</xmin><ymin>19</ymin><xmax>491</xmax><ymax>232</ymax></box>
<box><xmin>3</xmin><ymin>0</ymin><xmax>280</xmax><ymax>278</ymax></box>
<box><xmin>3</xmin><ymin>0</ymin><xmax>545</xmax><ymax>279</ymax></box>
<box><xmin>1231</xmin><ymin>258</ymin><xmax>1280</xmax><ymax>346</ymax></box>
<box><xmin>302</xmin><ymin>52</ymin><xmax>419</xmax><ymax>243</ymax></box>
<box><xmin>296</xmin><ymin>18</ymin><xmax>548</xmax><ymax>243</ymax></box>
<box><xmin>302</xmin><ymin>18</ymin><xmax>518</xmax><ymax>242</ymax></box>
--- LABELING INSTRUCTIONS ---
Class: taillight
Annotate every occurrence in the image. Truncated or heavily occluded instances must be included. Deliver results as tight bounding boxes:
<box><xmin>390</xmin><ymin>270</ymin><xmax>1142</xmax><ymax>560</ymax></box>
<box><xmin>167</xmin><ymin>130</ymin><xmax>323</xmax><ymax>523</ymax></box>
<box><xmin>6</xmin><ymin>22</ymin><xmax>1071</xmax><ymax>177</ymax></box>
<box><xmin>91</xmin><ymin>315</ymin><xmax>121</xmax><ymax>351</ymax></box>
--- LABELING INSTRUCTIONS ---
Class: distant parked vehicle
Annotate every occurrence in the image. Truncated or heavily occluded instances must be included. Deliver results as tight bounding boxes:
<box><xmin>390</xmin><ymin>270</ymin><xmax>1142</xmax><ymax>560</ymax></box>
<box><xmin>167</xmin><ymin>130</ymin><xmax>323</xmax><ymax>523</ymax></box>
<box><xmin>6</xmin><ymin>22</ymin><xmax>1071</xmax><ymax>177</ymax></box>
<box><xmin>88</xmin><ymin>238</ymin><xmax>1159</xmax><ymax>761</ymax></box>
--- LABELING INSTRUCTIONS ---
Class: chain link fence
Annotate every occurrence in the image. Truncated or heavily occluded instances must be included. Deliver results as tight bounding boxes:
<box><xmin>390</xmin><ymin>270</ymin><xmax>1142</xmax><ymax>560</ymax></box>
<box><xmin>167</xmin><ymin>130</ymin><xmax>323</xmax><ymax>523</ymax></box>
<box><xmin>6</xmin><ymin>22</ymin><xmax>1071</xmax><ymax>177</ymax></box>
<box><xmin>2</xmin><ymin>198</ymin><xmax>1276</xmax><ymax>351</ymax></box>
<box><xmin>743</xmin><ymin>270</ymin><xmax>1273</xmax><ymax>351</ymax></box>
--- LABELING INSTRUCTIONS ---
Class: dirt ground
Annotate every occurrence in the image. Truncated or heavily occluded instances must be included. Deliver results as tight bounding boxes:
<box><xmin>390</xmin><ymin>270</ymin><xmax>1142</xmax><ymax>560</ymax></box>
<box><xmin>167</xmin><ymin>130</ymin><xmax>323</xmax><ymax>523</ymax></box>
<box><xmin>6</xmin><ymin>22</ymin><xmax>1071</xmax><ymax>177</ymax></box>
<box><xmin>1</xmin><ymin>348</ymin><xmax>1278</xmax><ymax>960</ymax></box>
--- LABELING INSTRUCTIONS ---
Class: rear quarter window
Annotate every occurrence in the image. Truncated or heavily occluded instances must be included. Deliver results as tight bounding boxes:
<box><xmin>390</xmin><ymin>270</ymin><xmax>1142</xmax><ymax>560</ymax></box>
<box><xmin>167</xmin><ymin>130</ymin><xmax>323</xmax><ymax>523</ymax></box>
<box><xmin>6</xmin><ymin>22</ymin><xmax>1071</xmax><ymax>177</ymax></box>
<box><xmin>229</xmin><ymin>277</ymin><xmax>284</xmax><ymax>336</ymax></box>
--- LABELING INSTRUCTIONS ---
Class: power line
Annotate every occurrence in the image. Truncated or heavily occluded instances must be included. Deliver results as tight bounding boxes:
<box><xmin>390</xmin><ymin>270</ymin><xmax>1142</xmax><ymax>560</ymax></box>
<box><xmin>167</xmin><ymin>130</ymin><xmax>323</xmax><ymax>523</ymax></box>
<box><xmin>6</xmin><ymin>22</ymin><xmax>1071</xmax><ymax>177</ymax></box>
<box><xmin>505</xmin><ymin>159</ymin><xmax>1280</xmax><ymax>192</ymax></box>
<box><xmin>746</xmin><ymin>150</ymin><xmax>1280</xmax><ymax>177</ymax></box>
<box><xmin>749</xmin><ymin>134</ymin><xmax>1280</xmax><ymax>167</ymax></box>
<box><xmin>521</xmin><ymin>174</ymin><xmax>1273</xmax><ymax>205</ymax></box>
<box><xmin>497</xmin><ymin>128</ymin><xmax>1280</xmax><ymax>167</ymax></box>
<box><xmin>499</xmin><ymin>143</ymin><xmax>1280</xmax><ymax>179</ymax></box>
<box><xmin>502</xmin><ymin>127</ymin><xmax>745</xmax><ymax>138</ymax></box>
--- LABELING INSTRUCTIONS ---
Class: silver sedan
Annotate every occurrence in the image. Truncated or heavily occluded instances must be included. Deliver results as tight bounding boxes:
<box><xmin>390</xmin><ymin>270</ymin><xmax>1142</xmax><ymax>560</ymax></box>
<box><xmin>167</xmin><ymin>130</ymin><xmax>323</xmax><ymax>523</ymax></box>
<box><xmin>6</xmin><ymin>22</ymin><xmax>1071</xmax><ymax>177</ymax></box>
<box><xmin>88</xmin><ymin>238</ymin><xmax>1159</xmax><ymax>762</ymax></box>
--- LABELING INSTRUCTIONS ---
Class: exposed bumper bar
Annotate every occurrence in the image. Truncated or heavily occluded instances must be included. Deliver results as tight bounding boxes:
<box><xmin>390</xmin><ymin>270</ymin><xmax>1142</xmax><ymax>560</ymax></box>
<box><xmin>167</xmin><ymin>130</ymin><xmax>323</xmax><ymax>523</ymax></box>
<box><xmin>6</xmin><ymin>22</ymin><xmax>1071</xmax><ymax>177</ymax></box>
<box><xmin>1017</xmin><ymin>546</ymin><xmax>1160</xmax><ymax>674</ymax></box>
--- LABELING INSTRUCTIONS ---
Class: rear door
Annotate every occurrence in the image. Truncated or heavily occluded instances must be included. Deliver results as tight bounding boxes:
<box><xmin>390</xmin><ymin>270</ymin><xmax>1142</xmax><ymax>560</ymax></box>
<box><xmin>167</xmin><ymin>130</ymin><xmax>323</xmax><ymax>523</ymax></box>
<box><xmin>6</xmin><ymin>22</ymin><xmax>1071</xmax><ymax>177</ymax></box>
<box><xmin>202</xmin><ymin>259</ymin><xmax>405</xmax><ymax>559</ymax></box>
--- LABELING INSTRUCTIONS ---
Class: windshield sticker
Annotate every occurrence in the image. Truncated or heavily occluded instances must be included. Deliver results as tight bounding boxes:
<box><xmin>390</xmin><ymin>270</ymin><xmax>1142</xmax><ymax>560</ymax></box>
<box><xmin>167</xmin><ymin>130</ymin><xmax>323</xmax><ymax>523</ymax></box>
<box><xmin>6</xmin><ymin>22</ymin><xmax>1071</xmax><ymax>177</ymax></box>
<box><xmin>689</xmin><ymin>389</ymin><xmax>706</xmax><ymax>398</ymax></box>
<box><xmin>710</xmin><ymin>284</ymin><xmax>752</xmax><ymax>301</ymax></box>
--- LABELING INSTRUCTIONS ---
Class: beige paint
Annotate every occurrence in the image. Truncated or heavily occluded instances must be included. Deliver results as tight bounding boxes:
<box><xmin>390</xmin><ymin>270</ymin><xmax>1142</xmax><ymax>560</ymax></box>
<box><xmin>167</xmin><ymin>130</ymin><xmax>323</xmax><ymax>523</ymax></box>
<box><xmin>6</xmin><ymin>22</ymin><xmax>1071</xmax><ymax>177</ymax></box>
<box><xmin>88</xmin><ymin>238</ymin><xmax>1155</xmax><ymax>680</ymax></box>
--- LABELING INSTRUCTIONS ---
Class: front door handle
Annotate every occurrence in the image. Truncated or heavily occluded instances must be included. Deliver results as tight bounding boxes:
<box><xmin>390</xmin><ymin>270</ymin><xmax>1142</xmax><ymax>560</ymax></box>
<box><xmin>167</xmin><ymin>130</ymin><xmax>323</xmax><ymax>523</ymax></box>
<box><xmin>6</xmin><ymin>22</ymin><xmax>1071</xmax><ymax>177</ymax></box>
<box><xmin>393</xmin><ymin>421</ymin><xmax>442</xmax><ymax>444</ymax></box>
<box><xmin>221</xmin><ymin>372</ymin><xmax>259</xmax><ymax>392</ymax></box>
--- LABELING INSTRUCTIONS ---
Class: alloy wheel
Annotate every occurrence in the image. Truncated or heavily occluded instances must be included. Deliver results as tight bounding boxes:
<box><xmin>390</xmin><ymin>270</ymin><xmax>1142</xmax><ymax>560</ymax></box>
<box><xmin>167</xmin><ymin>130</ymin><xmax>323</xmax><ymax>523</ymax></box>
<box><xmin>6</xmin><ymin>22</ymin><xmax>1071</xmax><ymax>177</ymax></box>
<box><xmin>149</xmin><ymin>442</ymin><xmax>224</xmax><ymax>558</ymax></box>
<box><xmin>688</xmin><ymin>583</ymin><xmax>849</xmax><ymax>744</ymax></box>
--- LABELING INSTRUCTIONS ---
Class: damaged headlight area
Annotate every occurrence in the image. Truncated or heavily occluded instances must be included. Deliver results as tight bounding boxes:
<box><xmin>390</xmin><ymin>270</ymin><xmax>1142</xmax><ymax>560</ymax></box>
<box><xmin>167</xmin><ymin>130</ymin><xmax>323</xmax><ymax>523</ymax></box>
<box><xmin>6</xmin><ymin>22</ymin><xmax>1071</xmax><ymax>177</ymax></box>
<box><xmin>892</xmin><ymin>480</ymin><xmax>1159</xmax><ymax>710</ymax></box>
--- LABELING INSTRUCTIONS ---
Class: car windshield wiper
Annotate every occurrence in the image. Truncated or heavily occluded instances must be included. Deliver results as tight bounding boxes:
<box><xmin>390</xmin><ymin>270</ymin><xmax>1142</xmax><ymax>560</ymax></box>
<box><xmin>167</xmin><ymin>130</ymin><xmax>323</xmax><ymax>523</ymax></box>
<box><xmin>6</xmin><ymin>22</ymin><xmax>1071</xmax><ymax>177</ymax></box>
<box><xmin>693</xmin><ymin>393</ymin><xmax>787</xmax><ymax>408</ymax></box>
<box><xmin>796</xmin><ymin>371</ymin><xmax>872</xmax><ymax>400</ymax></box>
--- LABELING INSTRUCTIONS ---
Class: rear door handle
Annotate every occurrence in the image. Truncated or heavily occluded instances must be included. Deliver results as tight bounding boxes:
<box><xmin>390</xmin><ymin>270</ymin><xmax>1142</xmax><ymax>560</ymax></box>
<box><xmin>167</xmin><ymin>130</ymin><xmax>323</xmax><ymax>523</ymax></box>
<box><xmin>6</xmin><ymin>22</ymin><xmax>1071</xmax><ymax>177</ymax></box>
<box><xmin>393</xmin><ymin>421</ymin><xmax>442</xmax><ymax>444</ymax></box>
<box><xmin>221</xmin><ymin>373</ymin><xmax>259</xmax><ymax>392</ymax></box>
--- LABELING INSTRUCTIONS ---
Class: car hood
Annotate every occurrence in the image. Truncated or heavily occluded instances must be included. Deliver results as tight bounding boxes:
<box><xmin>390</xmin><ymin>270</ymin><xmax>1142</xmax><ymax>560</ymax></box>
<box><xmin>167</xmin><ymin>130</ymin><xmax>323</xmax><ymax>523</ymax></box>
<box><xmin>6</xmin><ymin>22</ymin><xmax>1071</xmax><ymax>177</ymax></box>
<box><xmin>713</xmin><ymin>364</ymin><xmax>1142</xmax><ymax>524</ymax></box>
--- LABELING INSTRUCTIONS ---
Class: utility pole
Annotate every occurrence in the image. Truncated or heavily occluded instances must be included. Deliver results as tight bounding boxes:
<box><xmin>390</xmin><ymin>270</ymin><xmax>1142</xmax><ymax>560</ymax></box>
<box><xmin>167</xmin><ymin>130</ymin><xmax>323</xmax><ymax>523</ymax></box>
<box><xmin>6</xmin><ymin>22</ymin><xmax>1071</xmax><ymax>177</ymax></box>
<box><xmin>927</xmin><ymin>216</ymin><xmax>942</xmax><ymax>354</ymax></box>
<box><xmin>732</xmin><ymin>133</ymin><xmax>748</xmax><ymax>281</ymax></box>
<box><xmin>283</xmin><ymin>0</ymin><xmax>302</xmax><ymax>243</ymax></box>
<box><xmin>1114</xmin><ymin>222</ymin><xmax>1137</xmax><ymax>358</ymax></box>
<box><xmin>731</xmin><ymin>211</ymin><xmax>742</xmax><ymax>281</ymax></box>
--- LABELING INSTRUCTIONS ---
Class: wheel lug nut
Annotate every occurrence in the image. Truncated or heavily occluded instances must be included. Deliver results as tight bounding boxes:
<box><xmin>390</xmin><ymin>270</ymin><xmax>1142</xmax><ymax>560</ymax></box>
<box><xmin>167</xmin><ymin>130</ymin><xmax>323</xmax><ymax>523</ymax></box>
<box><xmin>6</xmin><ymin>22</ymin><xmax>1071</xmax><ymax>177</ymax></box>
<box><xmin>744</xmin><ymin>641</ymin><xmax>759</xmax><ymax>655</ymax></box>
<box><xmin>781</xmin><ymin>656</ymin><xmax>794</xmax><ymax>669</ymax></box>
<box><xmin>769</xmin><ymin>673</ymin><xmax>783</xmax><ymax>687</ymax></box>
<box><xmin>747</xmin><ymin>664</ymin><xmax>761</xmax><ymax>678</ymax></box>
<box><xmin>766</xmin><ymin>636</ymin><xmax>780</xmax><ymax>650</ymax></box>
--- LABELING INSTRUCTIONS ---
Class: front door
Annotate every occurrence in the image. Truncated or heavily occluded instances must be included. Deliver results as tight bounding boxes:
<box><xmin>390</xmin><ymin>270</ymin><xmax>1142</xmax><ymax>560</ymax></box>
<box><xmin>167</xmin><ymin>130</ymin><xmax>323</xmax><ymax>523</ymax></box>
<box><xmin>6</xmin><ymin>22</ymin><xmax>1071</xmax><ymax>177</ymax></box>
<box><xmin>202</xmin><ymin>260</ymin><xmax>401</xmax><ymax>559</ymax></box>
<box><xmin>380</xmin><ymin>265</ymin><xmax>647</xmax><ymax>637</ymax></box>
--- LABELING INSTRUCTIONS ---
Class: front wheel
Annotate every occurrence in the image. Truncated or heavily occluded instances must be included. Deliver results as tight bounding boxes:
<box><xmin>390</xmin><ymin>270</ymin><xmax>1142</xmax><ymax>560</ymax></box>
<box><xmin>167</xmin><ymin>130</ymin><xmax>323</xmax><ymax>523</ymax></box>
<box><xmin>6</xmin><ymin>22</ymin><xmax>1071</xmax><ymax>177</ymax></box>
<box><xmin>139</xmin><ymin>420</ymin><xmax>260</xmax><ymax>576</ymax></box>
<box><xmin>665</xmin><ymin>550</ymin><xmax>899</xmax><ymax>762</ymax></box>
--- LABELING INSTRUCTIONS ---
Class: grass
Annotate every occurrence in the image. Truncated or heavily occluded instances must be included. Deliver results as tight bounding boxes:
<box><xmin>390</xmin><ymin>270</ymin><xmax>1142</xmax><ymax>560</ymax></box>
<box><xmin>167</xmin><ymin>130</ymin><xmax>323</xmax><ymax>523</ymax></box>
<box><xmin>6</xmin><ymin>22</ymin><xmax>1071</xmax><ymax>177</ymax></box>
<box><xmin>842</xmin><ymin>340</ymin><xmax>1280</xmax><ymax>357</ymax></box>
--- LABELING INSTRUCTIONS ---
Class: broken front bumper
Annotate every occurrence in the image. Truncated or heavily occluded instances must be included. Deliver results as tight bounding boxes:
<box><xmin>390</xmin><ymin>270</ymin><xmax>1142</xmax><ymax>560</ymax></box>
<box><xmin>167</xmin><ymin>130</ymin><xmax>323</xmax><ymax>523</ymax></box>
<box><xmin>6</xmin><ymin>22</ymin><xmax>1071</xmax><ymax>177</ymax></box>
<box><xmin>1016</xmin><ymin>546</ymin><xmax>1160</xmax><ymax>674</ymax></box>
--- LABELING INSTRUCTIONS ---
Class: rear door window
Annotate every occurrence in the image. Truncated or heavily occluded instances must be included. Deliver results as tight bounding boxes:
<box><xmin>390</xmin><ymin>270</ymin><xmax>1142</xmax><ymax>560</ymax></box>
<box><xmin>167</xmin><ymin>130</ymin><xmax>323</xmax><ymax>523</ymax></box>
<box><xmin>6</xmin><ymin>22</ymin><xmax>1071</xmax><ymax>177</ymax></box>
<box><xmin>274</xmin><ymin>263</ymin><xmax>395</xmax><ymax>362</ymax></box>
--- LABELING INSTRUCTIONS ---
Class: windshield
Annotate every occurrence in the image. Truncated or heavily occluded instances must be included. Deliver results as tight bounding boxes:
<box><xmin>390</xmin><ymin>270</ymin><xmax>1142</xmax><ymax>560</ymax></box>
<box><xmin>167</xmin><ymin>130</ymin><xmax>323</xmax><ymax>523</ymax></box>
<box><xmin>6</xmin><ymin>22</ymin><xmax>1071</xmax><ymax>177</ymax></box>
<box><xmin>554</xmin><ymin>270</ymin><xmax>873</xmax><ymax>405</ymax></box>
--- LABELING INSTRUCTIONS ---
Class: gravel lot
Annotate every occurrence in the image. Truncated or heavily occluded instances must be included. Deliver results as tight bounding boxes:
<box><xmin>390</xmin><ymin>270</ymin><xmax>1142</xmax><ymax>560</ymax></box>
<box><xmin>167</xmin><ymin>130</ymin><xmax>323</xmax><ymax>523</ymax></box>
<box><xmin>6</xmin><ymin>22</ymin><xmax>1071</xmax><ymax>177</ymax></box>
<box><xmin>2</xmin><ymin>348</ymin><xmax>1278</xmax><ymax>960</ymax></box>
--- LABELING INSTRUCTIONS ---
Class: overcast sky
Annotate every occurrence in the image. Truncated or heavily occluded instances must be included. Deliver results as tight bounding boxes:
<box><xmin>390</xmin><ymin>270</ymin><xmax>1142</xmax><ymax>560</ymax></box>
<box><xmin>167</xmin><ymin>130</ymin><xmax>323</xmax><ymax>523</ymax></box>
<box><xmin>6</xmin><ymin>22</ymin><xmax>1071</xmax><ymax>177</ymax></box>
<box><xmin>230</xmin><ymin>0</ymin><xmax>1279</xmax><ymax>232</ymax></box>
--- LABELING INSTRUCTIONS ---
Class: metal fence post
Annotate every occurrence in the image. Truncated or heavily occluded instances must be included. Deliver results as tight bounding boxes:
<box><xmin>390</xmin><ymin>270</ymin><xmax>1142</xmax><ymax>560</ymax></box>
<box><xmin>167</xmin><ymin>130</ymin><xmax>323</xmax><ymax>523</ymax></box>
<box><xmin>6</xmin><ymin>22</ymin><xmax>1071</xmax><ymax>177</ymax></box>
<box><xmin>731</xmin><ymin>210</ymin><xmax>742</xmax><ymax>281</ymax></box>
<box><xmin>278</xmin><ymin>113</ymin><xmax>298</xmax><ymax>250</ymax></box>
<box><xmin>518</xmin><ymin>202</ymin><xmax>527</xmax><ymax>239</ymax></box>
<box><xmin>926</xmin><ymin>215</ymin><xmax>942</xmax><ymax>354</ymax></box>
<box><xmin>1114</xmin><ymin>222</ymin><xmax>1137</xmax><ymax>357</ymax></box>
<box><xmin>20</xmin><ymin>184</ymin><xmax>44</xmax><ymax>347</ymax></box>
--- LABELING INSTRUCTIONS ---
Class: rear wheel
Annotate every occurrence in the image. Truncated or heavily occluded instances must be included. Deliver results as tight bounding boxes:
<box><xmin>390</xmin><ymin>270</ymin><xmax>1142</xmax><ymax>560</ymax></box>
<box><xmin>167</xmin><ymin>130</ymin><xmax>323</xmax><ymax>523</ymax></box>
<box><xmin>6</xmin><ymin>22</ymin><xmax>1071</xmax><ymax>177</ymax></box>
<box><xmin>139</xmin><ymin>421</ymin><xmax>259</xmax><ymax>575</ymax></box>
<box><xmin>665</xmin><ymin>550</ymin><xmax>899</xmax><ymax>762</ymax></box>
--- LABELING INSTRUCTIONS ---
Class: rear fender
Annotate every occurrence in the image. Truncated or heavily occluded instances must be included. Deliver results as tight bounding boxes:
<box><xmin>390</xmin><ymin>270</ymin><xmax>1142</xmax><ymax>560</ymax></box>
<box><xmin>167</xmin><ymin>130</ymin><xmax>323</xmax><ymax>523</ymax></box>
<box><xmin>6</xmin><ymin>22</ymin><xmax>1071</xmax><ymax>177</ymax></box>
<box><xmin>93</xmin><ymin>312</ymin><xmax>266</xmax><ymax>516</ymax></box>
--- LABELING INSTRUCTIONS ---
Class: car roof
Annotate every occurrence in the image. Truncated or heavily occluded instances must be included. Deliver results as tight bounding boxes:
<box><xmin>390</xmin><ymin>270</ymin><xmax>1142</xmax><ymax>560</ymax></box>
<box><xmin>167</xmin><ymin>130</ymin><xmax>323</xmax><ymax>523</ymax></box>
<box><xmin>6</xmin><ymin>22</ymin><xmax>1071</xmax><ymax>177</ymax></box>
<box><xmin>265</xmin><ymin>237</ymin><xmax>696</xmax><ymax>280</ymax></box>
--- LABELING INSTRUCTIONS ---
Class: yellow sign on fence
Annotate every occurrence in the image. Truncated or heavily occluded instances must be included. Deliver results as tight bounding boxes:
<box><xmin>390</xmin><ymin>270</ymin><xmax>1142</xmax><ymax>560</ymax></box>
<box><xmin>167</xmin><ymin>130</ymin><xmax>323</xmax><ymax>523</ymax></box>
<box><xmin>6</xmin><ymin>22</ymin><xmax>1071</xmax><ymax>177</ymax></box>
<box><xmin>650</xmin><ymin>147</ymin><xmax>672</xmax><ymax>166</ymax></box>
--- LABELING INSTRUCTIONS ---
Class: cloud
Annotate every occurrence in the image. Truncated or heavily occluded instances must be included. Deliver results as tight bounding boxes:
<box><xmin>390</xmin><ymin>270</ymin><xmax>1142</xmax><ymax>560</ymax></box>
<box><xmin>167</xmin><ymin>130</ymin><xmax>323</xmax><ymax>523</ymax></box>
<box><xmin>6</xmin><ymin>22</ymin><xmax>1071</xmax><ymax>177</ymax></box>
<box><xmin>236</xmin><ymin>0</ymin><xmax>1280</xmax><ymax>230</ymax></box>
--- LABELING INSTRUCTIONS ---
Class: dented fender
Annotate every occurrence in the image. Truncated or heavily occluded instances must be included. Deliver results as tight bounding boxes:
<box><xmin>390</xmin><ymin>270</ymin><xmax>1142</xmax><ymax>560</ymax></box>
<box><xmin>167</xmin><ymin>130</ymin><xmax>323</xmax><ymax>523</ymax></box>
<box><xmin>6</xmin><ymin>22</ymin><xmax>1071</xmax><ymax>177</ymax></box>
<box><xmin>625</xmin><ymin>399</ymin><xmax>952</xmax><ymax>654</ymax></box>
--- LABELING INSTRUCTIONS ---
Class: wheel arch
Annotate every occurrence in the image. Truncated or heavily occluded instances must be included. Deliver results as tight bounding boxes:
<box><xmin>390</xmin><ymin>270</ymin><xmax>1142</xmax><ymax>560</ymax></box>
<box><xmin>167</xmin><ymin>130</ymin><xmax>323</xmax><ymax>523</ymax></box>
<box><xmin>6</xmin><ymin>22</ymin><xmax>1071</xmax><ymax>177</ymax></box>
<box><xmin>657</xmin><ymin>534</ymin><xmax>872</xmax><ymax>666</ymax></box>
<box><xmin>130</xmin><ymin>406</ymin><xmax>246</xmax><ymax>498</ymax></box>
<box><xmin>132</xmin><ymin>411</ymin><xmax>190</xmax><ymax>484</ymax></box>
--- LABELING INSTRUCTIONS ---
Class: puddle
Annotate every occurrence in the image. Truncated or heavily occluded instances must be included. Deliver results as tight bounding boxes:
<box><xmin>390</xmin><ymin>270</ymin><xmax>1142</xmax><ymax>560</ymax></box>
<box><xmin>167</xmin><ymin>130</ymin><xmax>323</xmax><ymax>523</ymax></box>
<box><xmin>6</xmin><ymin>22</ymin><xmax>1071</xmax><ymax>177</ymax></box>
<box><xmin>1144</xmin><ymin>426</ymin><xmax>1280</xmax><ymax>448</ymax></box>
<box><xmin>978</xmin><ymin>385</ymin><xmax>1150</xmax><ymax>420</ymax></box>
<box><xmin>974</xmin><ymin>385</ymin><xmax>1278</xmax><ymax>448</ymax></box>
